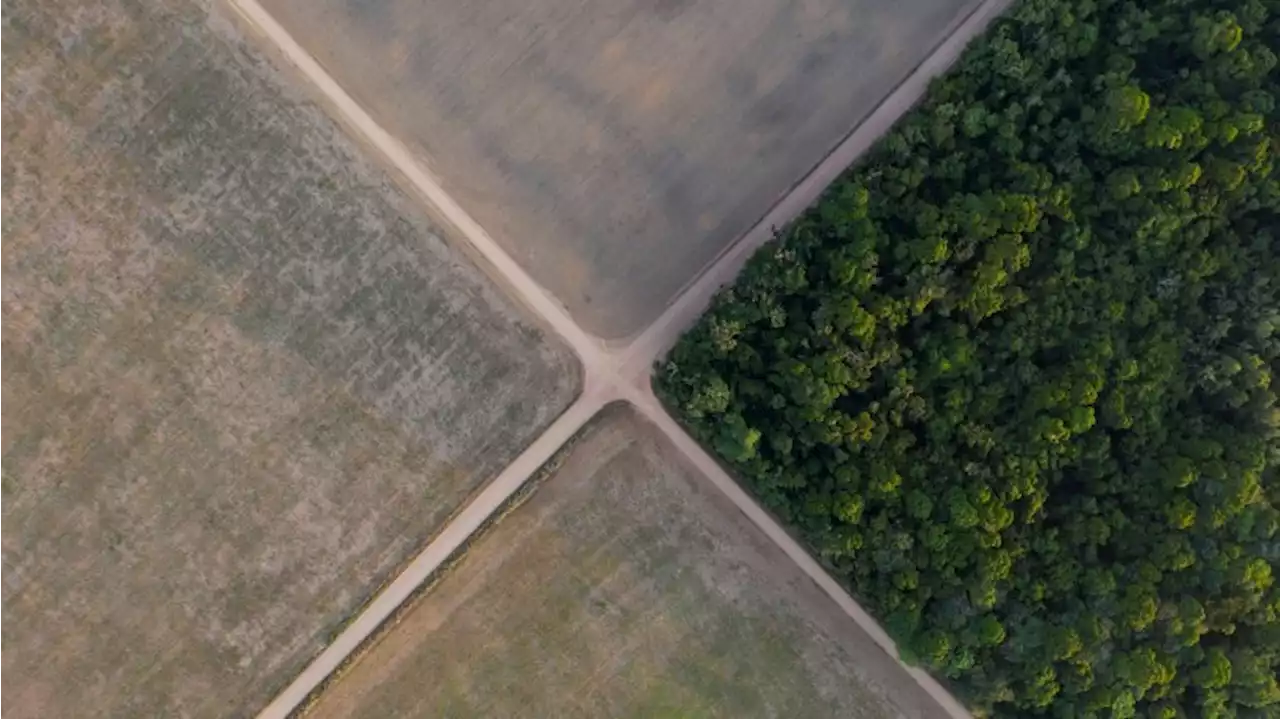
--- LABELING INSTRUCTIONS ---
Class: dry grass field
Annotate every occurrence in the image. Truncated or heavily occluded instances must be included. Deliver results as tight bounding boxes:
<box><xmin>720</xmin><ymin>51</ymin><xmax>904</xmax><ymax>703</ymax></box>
<box><xmin>0</xmin><ymin>1</ymin><xmax>578</xmax><ymax>716</ymax></box>
<box><xmin>305</xmin><ymin>405</ymin><xmax>948</xmax><ymax>719</ymax></box>
<box><xmin>260</xmin><ymin>0</ymin><xmax>983</xmax><ymax>338</ymax></box>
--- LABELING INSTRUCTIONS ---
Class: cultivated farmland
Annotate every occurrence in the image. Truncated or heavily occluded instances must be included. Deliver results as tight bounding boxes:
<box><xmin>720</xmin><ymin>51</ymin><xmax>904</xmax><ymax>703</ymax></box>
<box><xmin>304</xmin><ymin>405</ymin><xmax>948</xmax><ymax>719</ymax></box>
<box><xmin>260</xmin><ymin>0</ymin><xmax>984</xmax><ymax>338</ymax></box>
<box><xmin>0</xmin><ymin>1</ymin><xmax>578</xmax><ymax>717</ymax></box>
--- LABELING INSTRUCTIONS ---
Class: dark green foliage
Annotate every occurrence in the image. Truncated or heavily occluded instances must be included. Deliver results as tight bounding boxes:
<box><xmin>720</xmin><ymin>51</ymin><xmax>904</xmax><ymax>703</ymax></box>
<box><xmin>657</xmin><ymin>0</ymin><xmax>1280</xmax><ymax>715</ymax></box>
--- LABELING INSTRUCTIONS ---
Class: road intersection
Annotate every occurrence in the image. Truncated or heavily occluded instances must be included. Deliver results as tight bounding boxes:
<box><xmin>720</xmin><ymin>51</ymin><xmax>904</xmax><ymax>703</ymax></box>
<box><xmin>227</xmin><ymin>0</ymin><xmax>1010</xmax><ymax>713</ymax></box>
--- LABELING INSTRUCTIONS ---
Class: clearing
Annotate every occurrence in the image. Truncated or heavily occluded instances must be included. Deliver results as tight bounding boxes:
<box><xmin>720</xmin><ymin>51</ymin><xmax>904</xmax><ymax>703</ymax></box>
<box><xmin>304</xmin><ymin>405</ymin><xmax>948</xmax><ymax>718</ymax></box>
<box><xmin>259</xmin><ymin>0</ymin><xmax>984</xmax><ymax>338</ymax></box>
<box><xmin>0</xmin><ymin>1</ymin><xmax>578</xmax><ymax>716</ymax></box>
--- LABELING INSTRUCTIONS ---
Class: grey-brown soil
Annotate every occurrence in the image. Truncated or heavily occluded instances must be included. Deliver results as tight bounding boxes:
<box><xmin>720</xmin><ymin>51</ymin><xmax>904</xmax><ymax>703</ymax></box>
<box><xmin>260</xmin><ymin>0</ymin><xmax>982</xmax><ymax>338</ymax></box>
<box><xmin>304</xmin><ymin>405</ymin><xmax>949</xmax><ymax>719</ymax></box>
<box><xmin>0</xmin><ymin>1</ymin><xmax>578</xmax><ymax>717</ymax></box>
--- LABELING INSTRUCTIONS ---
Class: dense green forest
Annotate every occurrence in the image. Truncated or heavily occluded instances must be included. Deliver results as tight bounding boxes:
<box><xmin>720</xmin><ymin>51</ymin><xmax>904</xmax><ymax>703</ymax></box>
<box><xmin>658</xmin><ymin>0</ymin><xmax>1279</xmax><ymax>715</ymax></box>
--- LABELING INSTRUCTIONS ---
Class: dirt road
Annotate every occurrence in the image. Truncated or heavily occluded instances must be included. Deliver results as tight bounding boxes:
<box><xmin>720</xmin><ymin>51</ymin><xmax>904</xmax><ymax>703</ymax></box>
<box><xmin>228</xmin><ymin>0</ymin><xmax>1011</xmax><ymax>713</ymax></box>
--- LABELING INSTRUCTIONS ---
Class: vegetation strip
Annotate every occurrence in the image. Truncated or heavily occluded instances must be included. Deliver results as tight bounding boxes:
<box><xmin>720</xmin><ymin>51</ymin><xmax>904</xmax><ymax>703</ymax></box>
<box><xmin>660</xmin><ymin>0</ymin><xmax>1279</xmax><ymax>716</ymax></box>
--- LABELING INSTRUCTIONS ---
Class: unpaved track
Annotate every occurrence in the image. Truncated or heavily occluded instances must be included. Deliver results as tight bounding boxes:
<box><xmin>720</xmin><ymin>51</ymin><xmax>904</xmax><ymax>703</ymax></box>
<box><xmin>232</xmin><ymin>0</ymin><xmax>1011</xmax><ymax>714</ymax></box>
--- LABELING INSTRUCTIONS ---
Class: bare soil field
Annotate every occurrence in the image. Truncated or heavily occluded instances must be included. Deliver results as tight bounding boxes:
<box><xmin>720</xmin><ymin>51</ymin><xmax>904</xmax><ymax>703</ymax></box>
<box><xmin>259</xmin><ymin>0</ymin><xmax>983</xmax><ymax>339</ymax></box>
<box><xmin>0</xmin><ymin>1</ymin><xmax>579</xmax><ymax>717</ymax></box>
<box><xmin>305</xmin><ymin>405</ymin><xmax>948</xmax><ymax>719</ymax></box>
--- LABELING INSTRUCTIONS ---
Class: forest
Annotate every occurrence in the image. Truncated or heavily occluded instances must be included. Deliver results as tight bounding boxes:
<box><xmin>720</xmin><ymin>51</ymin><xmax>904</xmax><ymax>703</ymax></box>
<box><xmin>657</xmin><ymin>0</ymin><xmax>1280</xmax><ymax>715</ymax></box>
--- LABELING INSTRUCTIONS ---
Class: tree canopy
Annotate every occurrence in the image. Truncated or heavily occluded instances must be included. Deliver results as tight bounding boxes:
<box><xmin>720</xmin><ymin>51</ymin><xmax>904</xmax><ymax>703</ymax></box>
<box><xmin>658</xmin><ymin>0</ymin><xmax>1279</xmax><ymax>715</ymax></box>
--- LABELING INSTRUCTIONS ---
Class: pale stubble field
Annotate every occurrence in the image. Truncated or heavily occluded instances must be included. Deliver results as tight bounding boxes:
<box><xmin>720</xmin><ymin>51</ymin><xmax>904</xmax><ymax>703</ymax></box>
<box><xmin>1</xmin><ymin>1</ymin><xmax>578</xmax><ymax>716</ymax></box>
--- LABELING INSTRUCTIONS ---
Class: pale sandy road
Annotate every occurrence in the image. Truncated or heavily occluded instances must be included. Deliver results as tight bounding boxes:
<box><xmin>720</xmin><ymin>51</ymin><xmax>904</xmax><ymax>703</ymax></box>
<box><xmin>228</xmin><ymin>0</ymin><xmax>1011</xmax><ymax>714</ymax></box>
